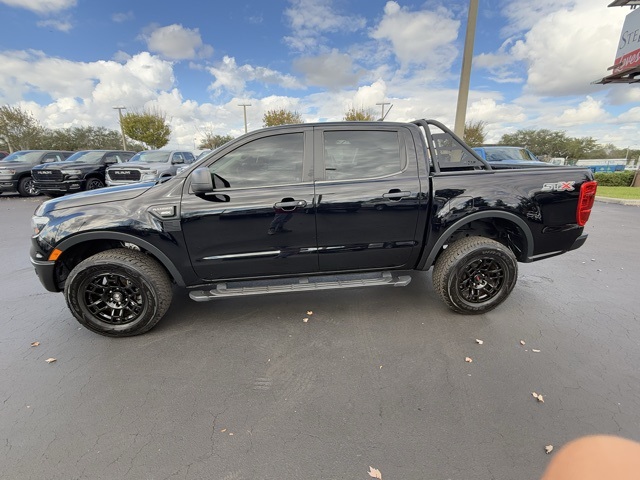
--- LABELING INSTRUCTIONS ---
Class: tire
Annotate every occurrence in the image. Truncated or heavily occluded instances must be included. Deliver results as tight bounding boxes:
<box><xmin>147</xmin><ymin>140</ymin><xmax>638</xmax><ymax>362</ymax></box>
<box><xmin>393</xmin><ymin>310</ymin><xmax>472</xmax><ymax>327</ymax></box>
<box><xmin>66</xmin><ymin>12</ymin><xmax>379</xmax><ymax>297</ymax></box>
<box><xmin>85</xmin><ymin>177</ymin><xmax>104</xmax><ymax>190</ymax></box>
<box><xmin>432</xmin><ymin>236</ymin><xmax>518</xmax><ymax>314</ymax></box>
<box><xmin>64</xmin><ymin>248</ymin><xmax>173</xmax><ymax>336</ymax></box>
<box><xmin>17</xmin><ymin>176</ymin><xmax>40</xmax><ymax>197</ymax></box>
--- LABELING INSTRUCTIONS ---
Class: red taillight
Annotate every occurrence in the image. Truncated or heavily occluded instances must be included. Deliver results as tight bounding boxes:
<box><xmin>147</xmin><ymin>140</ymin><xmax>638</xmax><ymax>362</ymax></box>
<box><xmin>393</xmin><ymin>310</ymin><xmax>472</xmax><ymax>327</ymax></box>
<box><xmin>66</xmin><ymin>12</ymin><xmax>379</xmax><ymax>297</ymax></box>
<box><xmin>577</xmin><ymin>181</ymin><xmax>597</xmax><ymax>226</ymax></box>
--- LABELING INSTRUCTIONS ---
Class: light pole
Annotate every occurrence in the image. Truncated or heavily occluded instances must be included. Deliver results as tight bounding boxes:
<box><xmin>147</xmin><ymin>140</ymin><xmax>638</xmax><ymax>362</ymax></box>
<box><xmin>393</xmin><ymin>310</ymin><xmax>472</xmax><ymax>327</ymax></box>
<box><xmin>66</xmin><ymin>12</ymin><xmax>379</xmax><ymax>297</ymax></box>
<box><xmin>376</xmin><ymin>102</ymin><xmax>391</xmax><ymax>121</ymax></box>
<box><xmin>113</xmin><ymin>106</ymin><xmax>128</xmax><ymax>150</ymax></box>
<box><xmin>238</xmin><ymin>103</ymin><xmax>251</xmax><ymax>133</ymax></box>
<box><xmin>454</xmin><ymin>0</ymin><xmax>479</xmax><ymax>138</ymax></box>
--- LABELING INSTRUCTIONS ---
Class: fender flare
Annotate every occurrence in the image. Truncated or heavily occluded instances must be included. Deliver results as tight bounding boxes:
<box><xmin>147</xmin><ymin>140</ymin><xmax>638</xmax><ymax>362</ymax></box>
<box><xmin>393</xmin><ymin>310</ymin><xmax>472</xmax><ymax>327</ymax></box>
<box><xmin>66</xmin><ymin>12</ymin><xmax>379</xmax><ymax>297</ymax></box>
<box><xmin>419</xmin><ymin>211</ymin><xmax>534</xmax><ymax>269</ymax></box>
<box><xmin>56</xmin><ymin>231</ymin><xmax>186</xmax><ymax>286</ymax></box>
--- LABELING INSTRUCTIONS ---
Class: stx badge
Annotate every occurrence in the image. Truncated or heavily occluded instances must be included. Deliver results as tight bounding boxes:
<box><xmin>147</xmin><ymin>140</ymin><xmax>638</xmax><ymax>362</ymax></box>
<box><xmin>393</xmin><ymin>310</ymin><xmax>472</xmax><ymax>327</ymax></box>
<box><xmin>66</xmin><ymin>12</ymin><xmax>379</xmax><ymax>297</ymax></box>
<box><xmin>541</xmin><ymin>181</ymin><xmax>575</xmax><ymax>192</ymax></box>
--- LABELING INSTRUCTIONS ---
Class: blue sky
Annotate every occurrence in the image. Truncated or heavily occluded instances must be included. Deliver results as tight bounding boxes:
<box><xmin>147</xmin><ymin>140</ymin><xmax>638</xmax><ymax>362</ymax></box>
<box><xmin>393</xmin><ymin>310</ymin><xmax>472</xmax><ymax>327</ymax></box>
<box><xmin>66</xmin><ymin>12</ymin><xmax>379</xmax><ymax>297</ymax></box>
<box><xmin>1</xmin><ymin>0</ymin><xmax>638</xmax><ymax>151</ymax></box>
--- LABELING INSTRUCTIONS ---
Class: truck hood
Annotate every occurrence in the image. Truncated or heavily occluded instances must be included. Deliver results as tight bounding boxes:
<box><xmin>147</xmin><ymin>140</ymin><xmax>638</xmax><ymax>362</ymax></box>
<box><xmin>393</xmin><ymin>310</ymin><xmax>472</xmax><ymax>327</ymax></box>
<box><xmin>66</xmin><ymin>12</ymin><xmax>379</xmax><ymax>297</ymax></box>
<box><xmin>38</xmin><ymin>182</ymin><xmax>154</xmax><ymax>215</ymax></box>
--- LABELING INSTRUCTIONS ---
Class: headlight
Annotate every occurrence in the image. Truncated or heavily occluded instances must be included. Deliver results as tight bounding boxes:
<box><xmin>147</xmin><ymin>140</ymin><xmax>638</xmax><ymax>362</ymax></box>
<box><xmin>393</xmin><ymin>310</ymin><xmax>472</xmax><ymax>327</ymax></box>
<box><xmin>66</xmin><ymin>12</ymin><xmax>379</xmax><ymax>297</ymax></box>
<box><xmin>0</xmin><ymin>169</ymin><xmax>16</xmax><ymax>175</ymax></box>
<box><xmin>31</xmin><ymin>215</ymin><xmax>50</xmax><ymax>235</ymax></box>
<box><xmin>141</xmin><ymin>170</ymin><xmax>158</xmax><ymax>181</ymax></box>
<box><xmin>61</xmin><ymin>169</ymin><xmax>82</xmax><ymax>175</ymax></box>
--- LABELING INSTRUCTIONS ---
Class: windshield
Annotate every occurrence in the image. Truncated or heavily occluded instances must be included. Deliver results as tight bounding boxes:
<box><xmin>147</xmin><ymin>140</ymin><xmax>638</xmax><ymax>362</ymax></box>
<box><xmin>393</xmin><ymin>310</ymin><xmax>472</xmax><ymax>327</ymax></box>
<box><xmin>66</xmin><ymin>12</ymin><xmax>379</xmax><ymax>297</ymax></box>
<box><xmin>62</xmin><ymin>151</ymin><xmax>105</xmax><ymax>164</ymax></box>
<box><xmin>1</xmin><ymin>151</ymin><xmax>42</xmax><ymax>163</ymax></box>
<box><xmin>129</xmin><ymin>151</ymin><xmax>171</xmax><ymax>163</ymax></box>
<box><xmin>484</xmin><ymin>148</ymin><xmax>539</xmax><ymax>162</ymax></box>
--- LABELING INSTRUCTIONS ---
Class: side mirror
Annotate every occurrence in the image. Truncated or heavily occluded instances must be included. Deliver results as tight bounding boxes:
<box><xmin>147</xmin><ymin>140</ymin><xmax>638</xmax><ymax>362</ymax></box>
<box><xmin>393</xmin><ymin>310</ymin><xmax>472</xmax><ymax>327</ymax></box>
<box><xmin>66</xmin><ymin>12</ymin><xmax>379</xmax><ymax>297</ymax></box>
<box><xmin>191</xmin><ymin>167</ymin><xmax>213</xmax><ymax>193</ymax></box>
<box><xmin>172</xmin><ymin>157</ymin><xmax>185</xmax><ymax>164</ymax></box>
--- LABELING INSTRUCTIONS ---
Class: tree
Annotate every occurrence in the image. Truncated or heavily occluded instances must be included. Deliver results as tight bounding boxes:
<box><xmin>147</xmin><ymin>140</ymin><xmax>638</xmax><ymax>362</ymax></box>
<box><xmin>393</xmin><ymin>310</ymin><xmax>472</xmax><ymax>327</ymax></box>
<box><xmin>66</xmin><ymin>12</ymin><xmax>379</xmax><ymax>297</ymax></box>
<box><xmin>343</xmin><ymin>107</ymin><xmax>376</xmax><ymax>121</ymax></box>
<box><xmin>121</xmin><ymin>108</ymin><xmax>171</xmax><ymax>149</ymax></box>
<box><xmin>499</xmin><ymin>129</ymin><xmax>599</xmax><ymax>163</ymax></box>
<box><xmin>464</xmin><ymin>120</ymin><xmax>487</xmax><ymax>147</ymax></box>
<box><xmin>198</xmin><ymin>133</ymin><xmax>234</xmax><ymax>150</ymax></box>
<box><xmin>0</xmin><ymin>105</ymin><xmax>43</xmax><ymax>152</ymax></box>
<box><xmin>36</xmin><ymin>126</ymin><xmax>145</xmax><ymax>151</ymax></box>
<box><xmin>262</xmin><ymin>109</ymin><xmax>303</xmax><ymax>127</ymax></box>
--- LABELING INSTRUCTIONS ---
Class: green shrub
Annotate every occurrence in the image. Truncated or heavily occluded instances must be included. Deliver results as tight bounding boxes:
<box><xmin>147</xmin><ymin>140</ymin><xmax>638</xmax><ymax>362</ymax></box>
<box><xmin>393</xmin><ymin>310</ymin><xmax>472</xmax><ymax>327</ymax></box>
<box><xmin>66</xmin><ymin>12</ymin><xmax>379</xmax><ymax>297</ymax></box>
<box><xmin>594</xmin><ymin>171</ymin><xmax>635</xmax><ymax>186</ymax></box>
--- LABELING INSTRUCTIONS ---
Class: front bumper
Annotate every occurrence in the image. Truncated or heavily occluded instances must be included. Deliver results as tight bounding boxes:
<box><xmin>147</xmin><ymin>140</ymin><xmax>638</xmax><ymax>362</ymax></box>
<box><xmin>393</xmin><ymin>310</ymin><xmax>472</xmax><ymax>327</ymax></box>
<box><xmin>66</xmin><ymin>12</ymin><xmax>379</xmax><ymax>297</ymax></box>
<box><xmin>0</xmin><ymin>179</ymin><xmax>18</xmax><ymax>192</ymax></box>
<box><xmin>34</xmin><ymin>180</ymin><xmax>85</xmax><ymax>193</ymax></box>
<box><xmin>30</xmin><ymin>242</ymin><xmax>60</xmax><ymax>292</ymax></box>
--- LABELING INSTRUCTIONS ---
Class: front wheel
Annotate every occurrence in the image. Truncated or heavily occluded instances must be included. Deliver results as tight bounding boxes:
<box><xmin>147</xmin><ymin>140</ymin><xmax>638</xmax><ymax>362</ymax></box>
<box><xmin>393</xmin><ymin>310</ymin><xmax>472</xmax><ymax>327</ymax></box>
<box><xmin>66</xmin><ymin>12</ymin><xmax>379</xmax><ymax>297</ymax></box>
<box><xmin>64</xmin><ymin>249</ymin><xmax>173</xmax><ymax>336</ymax></box>
<box><xmin>18</xmin><ymin>176</ymin><xmax>40</xmax><ymax>197</ymax></box>
<box><xmin>432</xmin><ymin>236</ymin><xmax>518</xmax><ymax>314</ymax></box>
<box><xmin>85</xmin><ymin>177</ymin><xmax>104</xmax><ymax>190</ymax></box>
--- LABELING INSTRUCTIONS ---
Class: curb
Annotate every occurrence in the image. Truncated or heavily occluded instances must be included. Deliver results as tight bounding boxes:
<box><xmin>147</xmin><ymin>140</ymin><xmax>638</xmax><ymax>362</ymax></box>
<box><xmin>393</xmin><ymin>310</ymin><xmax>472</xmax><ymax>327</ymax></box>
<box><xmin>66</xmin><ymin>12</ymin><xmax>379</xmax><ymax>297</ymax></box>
<box><xmin>596</xmin><ymin>196</ymin><xmax>640</xmax><ymax>206</ymax></box>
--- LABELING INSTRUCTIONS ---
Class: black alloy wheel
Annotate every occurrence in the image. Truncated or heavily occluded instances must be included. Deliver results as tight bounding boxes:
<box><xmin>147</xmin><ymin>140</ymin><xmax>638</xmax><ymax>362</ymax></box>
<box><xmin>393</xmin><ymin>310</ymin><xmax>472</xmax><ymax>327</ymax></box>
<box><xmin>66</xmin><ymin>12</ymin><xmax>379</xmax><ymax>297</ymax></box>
<box><xmin>432</xmin><ymin>236</ymin><xmax>518</xmax><ymax>314</ymax></box>
<box><xmin>65</xmin><ymin>248</ymin><xmax>172</xmax><ymax>336</ymax></box>
<box><xmin>18</xmin><ymin>176</ymin><xmax>40</xmax><ymax>197</ymax></box>
<box><xmin>86</xmin><ymin>178</ymin><xmax>104</xmax><ymax>190</ymax></box>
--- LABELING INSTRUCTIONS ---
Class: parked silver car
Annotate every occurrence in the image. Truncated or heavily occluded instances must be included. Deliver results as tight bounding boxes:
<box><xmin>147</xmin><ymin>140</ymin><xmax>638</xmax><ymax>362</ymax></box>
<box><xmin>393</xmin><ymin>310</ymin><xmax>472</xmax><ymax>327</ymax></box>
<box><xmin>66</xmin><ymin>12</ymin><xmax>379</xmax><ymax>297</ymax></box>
<box><xmin>105</xmin><ymin>150</ymin><xmax>195</xmax><ymax>186</ymax></box>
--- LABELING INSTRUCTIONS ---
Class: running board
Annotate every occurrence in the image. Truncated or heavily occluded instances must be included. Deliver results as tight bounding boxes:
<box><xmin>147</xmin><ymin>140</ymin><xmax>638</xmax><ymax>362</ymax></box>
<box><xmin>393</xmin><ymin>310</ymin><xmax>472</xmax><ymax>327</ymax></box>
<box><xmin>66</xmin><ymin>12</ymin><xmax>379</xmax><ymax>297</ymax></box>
<box><xmin>189</xmin><ymin>271</ymin><xmax>412</xmax><ymax>302</ymax></box>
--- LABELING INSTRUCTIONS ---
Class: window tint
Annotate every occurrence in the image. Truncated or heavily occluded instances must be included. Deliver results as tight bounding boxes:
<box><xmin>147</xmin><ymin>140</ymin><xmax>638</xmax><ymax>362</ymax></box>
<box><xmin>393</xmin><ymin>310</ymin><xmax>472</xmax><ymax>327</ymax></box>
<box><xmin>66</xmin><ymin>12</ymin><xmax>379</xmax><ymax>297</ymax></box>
<box><xmin>323</xmin><ymin>131</ymin><xmax>404</xmax><ymax>180</ymax></box>
<box><xmin>208</xmin><ymin>133</ymin><xmax>303</xmax><ymax>188</ymax></box>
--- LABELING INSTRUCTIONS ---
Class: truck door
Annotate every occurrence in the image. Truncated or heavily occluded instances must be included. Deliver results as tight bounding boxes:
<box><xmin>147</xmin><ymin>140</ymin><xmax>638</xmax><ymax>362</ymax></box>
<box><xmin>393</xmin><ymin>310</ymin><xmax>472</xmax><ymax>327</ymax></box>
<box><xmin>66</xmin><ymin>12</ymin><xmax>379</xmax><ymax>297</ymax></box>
<box><xmin>181</xmin><ymin>128</ymin><xmax>317</xmax><ymax>280</ymax></box>
<box><xmin>314</xmin><ymin>126</ymin><xmax>423</xmax><ymax>271</ymax></box>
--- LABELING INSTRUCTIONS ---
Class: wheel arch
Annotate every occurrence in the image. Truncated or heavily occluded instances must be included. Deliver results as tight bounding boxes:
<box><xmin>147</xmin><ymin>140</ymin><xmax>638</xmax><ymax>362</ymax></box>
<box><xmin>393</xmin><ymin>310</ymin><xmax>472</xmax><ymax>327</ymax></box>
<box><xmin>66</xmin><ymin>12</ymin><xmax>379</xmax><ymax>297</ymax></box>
<box><xmin>420</xmin><ymin>211</ymin><xmax>534</xmax><ymax>269</ymax></box>
<box><xmin>55</xmin><ymin>232</ymin><xmax>186</xmax><ymax>287</ymax></box>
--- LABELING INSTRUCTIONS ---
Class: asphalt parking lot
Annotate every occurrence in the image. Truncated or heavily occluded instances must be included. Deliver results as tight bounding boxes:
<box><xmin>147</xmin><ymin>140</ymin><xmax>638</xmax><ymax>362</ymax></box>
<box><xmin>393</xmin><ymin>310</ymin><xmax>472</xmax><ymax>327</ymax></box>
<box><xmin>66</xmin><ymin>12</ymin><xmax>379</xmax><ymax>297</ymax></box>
<box><xmin>1</xmin><ymin>193</ymin><xmax>639</xmax><ymax>480</ymax></box>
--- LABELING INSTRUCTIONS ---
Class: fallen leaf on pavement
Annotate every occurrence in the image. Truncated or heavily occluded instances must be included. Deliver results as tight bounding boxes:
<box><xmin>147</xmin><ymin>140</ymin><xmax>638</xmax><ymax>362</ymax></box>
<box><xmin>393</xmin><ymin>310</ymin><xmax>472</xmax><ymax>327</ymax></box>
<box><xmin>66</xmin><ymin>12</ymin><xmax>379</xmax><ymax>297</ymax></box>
<box><xmin>221</xmin><ymin>429</ymin><xmax>227</xmax><ymax>433</ymax></box>
<box><xmin>465</xmin><ymin>357</ymin><xmax>473</xmax><ymax>363</ymax></box>
<box><xmin>45</xmin><ymin>358</ymin><xmax>56</xmax><ymax>364</ymax></box>
<box><xmin>475</xmin><ymin>339</ymin><xmax>484</xmax><ymax>345</ymax></box>
<box><xmin>368</xmin><ymin>466</ymin><xmax>382</xmax><ymax>479</ymax></box>
<box><xmin>545</xmin><ymin>445</ymin><xmax>554</xmax><ymax>454</ymax></box>
<box><xmin>520</xmin><ymin>340</ymin><xmax>526</xmax><ymax>346</ymax></box>
<box><xmin>303</xmin><ymin>318</ymin><xmax>309</xmax><ymax>323</ymax></box>
<box><xmin>532</xmin><ymin>349</ymin><xmax>541</xmax><ymax>353</ymax></box>
<box><xmin>307</xmin><ymin>311</ymin><xmax>313</xmax><ymax>315</ymax></box>
<box><xmin>537</xmin><ymin>394</ymin><xmax>545</xmax><ymax>403</ymax></box>
<box><xmin>31</xmin><ymin>341</ymin><xmax>40</xmax><ymax>347</ymax></box>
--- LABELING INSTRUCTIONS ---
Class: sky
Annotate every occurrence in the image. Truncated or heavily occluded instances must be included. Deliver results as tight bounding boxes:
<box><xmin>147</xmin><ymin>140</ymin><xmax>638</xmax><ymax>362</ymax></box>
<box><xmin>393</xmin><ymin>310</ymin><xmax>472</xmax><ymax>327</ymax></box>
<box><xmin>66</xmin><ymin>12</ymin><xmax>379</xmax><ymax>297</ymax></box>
<box><xmin>0</xmin><ymin>0</ymin><xmax>638</xmax><ymax>151</ymax></box>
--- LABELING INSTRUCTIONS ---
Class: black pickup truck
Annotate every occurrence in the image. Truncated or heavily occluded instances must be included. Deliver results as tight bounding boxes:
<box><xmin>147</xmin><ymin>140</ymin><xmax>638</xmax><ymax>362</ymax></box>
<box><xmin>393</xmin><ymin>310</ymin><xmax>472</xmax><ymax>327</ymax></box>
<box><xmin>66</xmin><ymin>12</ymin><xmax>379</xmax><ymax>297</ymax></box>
<box><xmin>31</xmin><ymin>150</ymin><xmax>135</xmax><ymax>196</ymax></box>
<box><xmin>30</xmin><ymin>120</ymin><xmax>597</xmax><ymax>337</ymax></box>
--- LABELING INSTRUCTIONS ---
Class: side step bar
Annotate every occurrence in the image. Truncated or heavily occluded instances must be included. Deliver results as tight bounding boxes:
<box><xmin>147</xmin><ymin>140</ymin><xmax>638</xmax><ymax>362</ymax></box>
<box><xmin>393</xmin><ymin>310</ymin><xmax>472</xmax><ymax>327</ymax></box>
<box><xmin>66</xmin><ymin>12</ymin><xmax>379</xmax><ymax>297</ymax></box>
<box><xmin>189</xmin><ymin>271</ymin><xmax>412</xmax><ymax>302</ymax></box>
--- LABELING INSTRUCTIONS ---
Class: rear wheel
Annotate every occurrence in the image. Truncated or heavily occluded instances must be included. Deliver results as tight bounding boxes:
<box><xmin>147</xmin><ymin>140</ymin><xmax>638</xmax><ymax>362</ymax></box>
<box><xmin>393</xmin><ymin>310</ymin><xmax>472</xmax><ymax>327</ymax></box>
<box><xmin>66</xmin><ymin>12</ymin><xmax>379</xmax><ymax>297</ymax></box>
<box><xmin>85</xmin><ymin>177</ymin><xmax>104</xmax><ymax>190</ymax></box>
<box><xmin>432</xmin><ymin>236</ymin><xmax>518</xmax><ymax>314</ymax></box>
<box><xmin>64</xmin><ymin>248</ymin><xmax>173</xmax><ymax>336</ymax></box>
<box><xmin>18</xmin><ymin>176</ymin><xmax>40</xmax><ymax>197</ymax></box>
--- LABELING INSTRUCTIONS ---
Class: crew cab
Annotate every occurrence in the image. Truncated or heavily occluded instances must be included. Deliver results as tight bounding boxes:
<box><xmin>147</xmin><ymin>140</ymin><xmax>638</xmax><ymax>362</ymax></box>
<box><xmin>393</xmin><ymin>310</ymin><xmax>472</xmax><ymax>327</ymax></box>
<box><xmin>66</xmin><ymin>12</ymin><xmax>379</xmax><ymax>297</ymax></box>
<box><xmin>31</xmin><ymin>150</ymin><xmax>135</xmax><ymax>196</ymax></box>
<box><xmin>30</xmin><ymin>120</ymin><xmax>597</xmax><ymax>337</ymax></box>
<box><xmin>105</xmin><ymin>150</ymin><xmax>195</xmax><ymax>186</ymax></box>
<box><xmin>0</xmin><ymin>150</ymin><xmax>73</xmax><ymax>196</ymax></box>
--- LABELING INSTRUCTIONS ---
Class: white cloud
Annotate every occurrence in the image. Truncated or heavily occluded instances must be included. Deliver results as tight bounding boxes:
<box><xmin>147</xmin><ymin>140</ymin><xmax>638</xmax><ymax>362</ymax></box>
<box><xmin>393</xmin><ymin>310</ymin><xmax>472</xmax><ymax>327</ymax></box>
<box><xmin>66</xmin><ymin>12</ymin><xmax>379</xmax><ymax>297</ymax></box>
<box><xmin>208</xmin><ymin>56</ymin><xmax>304</xmax><ymax>96</ymax></box>
<box><xmin>499</xmin><ymin>0</ymin><xmax>574</xmax><ymax>35</ymax></box>
<box><xmin>283</xmin><ymin>0</ymin><xmax>366</xmax><ymax>51</ymax></box>
<box><xmin>36</xmin><ymin>18</ymin><xmax>72</xmax><ymax>32</ymax></box>
<box><xmin>370</xmin><ymin>1</ymin><xmax>460</xmax><ymax>69</ymax></box>
<box><xmin>0</xmin><ymin>50</ymin><xmax>175</xmax><ymax>131</ymax></box>
<box><xmin>477</xmin><ymin>0</ymin><xmax>627</xmax><ymax>97</ymax></box>
<box><xmin>112</xmin><ymin>11</ymin><xmax>134</xmax><ymax>23</ymax></box>
<box><xmin>293</xmin><ymin>50</ymin><xmax>363</xmax><ymax>89</ymax></box>
<box><xmin>0</xmin><ymin>0</ymin><xmax>75</xmax><ymax>14</ymax></box>
<box><xmin>553</xmin><ymin>96</ymin><xmax>609</xmax><ymax>127</ymax></box>
<box><xmin>141</xmin><ymin>24</ymin><xmax>214</xmax><ymax>60</ymax></box>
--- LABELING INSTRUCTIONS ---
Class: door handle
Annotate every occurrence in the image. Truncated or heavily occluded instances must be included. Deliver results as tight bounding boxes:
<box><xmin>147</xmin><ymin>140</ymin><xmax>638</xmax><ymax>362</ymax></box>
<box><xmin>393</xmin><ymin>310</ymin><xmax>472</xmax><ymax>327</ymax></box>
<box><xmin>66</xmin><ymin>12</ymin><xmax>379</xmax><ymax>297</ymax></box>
<box><xmin>382</xmin><ymin>190</ymin><xmax>411</xmax><ymax>200</ymax></box>
<box><xmin>274</xmin><ymin>199</ymin><xmax>307</xmax><ymax>210</ymax></box>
